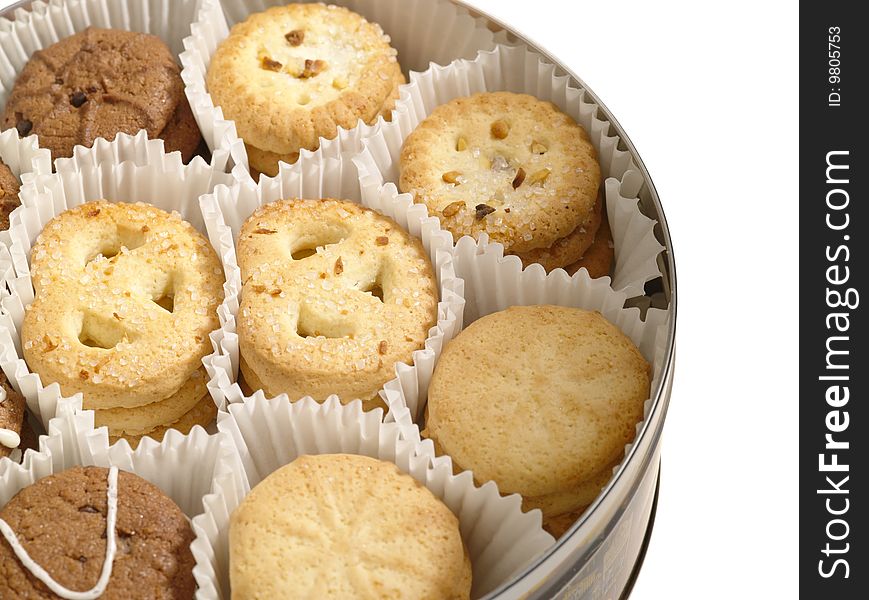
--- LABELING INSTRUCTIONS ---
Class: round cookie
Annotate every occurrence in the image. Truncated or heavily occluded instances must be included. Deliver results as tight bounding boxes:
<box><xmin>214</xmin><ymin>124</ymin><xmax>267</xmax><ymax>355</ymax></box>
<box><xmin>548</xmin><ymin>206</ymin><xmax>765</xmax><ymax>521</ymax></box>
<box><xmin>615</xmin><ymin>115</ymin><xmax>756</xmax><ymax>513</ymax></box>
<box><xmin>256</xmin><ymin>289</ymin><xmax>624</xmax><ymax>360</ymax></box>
<box><xmin>107</xmin><ymin>395</ymin><xmax>217</xmax><ymax>448</ymax></box>
<box><xmin>0</xmin><ymin>159</ymin><xmax>20</xmax><ymax>232</ymax></box>
<box><xmin>236</xmin><ymin>198</ymin><xmax>438</xmax><ymax>406</ymax></box>
<box><xmin>230</xmin><ymin>454</ymin><xmax>471</xmax><ymax>599</ymax></box>
<box><xmin>565</xmin><ymin>210</ymin><xmax>614</xmax><ymax>279</ymax></box>
<box><xmin>207</xmin><ymin>3</ymin><xmax>404</xmax><ymax>177</ymax></box>
<box><xmin>2</xmin><ymin>27</ymin><xmax>201</xmax><ymax>162</ymax></box>
<box><xmin>543</xmin><ymin>506</ymin><xmax>588</xmax><ymax>539</ymax></box>
<box><xmin>0</xmin><ymin>372</ymin><xmax>26</xmax><ymax>459</ymax></box>
<box><xmin>425</xmin><ymin>306</ymin><xmax>650</xmax><ymax>514</ymax></box>
<box><xmin>513</xmin><ymin>194</ymin><xmax>603</xmax><ymax>271</ymax></box>
<box><xmin>399</xmin><ymin>91</ymin><xmax>601</xmax><ymax>253</ymax></box>
<box><xmin>0</xmin><ymin>466</ymin><xmax>195</xmax><ymax>598</ymax></box>
<box><xmin>22</xmin><ymin>200</ymin><xmax>224</xmax><ymax>410</ymax></box>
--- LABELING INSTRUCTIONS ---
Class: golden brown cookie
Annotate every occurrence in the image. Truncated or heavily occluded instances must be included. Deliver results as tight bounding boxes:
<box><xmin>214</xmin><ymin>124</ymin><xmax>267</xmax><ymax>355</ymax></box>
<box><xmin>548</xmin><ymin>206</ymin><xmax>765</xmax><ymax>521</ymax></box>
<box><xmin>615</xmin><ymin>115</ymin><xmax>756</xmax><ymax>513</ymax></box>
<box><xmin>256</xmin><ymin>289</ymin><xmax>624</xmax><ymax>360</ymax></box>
<box><xmin>565</xmin><ymin>209</ymin><xmax>614</xmax><ymax>279</ymax></box>
<box><xmin>425</xmin><ymin>306</ymin><xmax>649</xmax><ymax>520</ymax></box>
<box><xmin>236</xmin><ymin>199</ymin><xmax>437</xmax><ymax>407</ymax></box>
<box><xmin>399</xmin><ymin>92</ymin><xmax>601</xmax><ymax>253</ymax></box>
<box><xmin>207</xmin><ymin>4</ymin><xmax>404</xmax><ymax>177</ymax></box>
<box><xmin>543</xmin><ymin>506</ymin><xmax>588</xmax><ymax>539</ymax></box>
<box><xmin>230</xmin><ymin>454</ymin><xmax>471</xmax><ymax>599</ymax></box>
<box><xmin>0</xmin><ymin>160</ymin><xmax>20</xmax><ymax>232</ymax></box>
<box><xmin>108</xmin><ymin>395</ymin><xmax>217</xmax><ymax>448</ymax></box>
<box><xmin>513</xmin><ymin>194</ymin><xmax>603</xmax><ymax>271</ymax></box>
<box><xmin>0</xmin><ymin>372</ymin><xmax>26</xmax><ymax>459</ymax></box>
<box><xmin>2</xmin><ymin>27</ymin><xmax>201</xmax><ymax>162</ymax></box>
<box><xmin>0</xmin><ymin>466</ymin><xmax>195</xmax><ymax>598</ymax></box>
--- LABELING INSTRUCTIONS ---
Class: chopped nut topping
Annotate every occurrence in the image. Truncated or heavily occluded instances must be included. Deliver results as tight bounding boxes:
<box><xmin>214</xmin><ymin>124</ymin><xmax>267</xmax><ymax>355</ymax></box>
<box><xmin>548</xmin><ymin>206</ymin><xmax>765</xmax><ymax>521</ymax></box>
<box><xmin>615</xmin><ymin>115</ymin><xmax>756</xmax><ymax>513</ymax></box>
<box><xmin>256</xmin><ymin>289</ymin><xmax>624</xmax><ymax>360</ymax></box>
<box><xmin>43</xmin><ymin>335</ymin><xmax>57</xmax><ymax>352</ymax></box>
<box><xmin>491</xmin><ymin>119</ymin><xmax>509</xmax><ymax>139</ymax></box>
<box><xmin>531</xmin><ymin>141</ymin><xmax>548</xmax><ymax>154</ymax></box>
<box><xmin>528</xmin><ymin>168</ymin><xmax>552</xmax><ymax>185</ymax></box>
<box><xmin>285</xmin><ymin>29</ymin><xmax>305</xmax><ymax>46</ymax></box>
<box><xmin>113</xmin><ymin>312</ymin><xmax>122</xmax><ymax>320</ymax></box>
<box><xmin>70</xmin><ymin>91</ymin><xmax>87</xmax><ymax>108</ymax></box>
<box><xmin>475</xmin><ymin>204</ymin><xmax>496</xmax><ymax>219</ymax></box>
<box><xmin>141</xmin><ymin>225</ymin><xmax>150</xmax><ymax>233</ymax></box>
<box><xmin>504</xmin><ymin>207</ymin><xmax>511</xmax><ymax>213</ymax></box>
<box><xmin>270</xmin><ymin>289</ymin><xmax>282</xmax><ymax>296</ymax></box>
<box><xmin>252</xmin><ymin>284</ymin><xmax>266</xmax><ymax>293</ymax></box>
<box><xmin>299</xmin><ymin>59</ymin><xmax>327</xmax><ymax>78</ymax></box>
<box><xmin>375</xmin><ymin>236</ymin><xmax>389</xmax><ymax>246</ymax></box>
<box><xmin>378</xmin><ymin>340</ymin><xmax>388</xmax><ymax>355</ymax></box>
<box><xmin>260</xmin><ymin>56</ymin><xmax>283</xmax><ymax>71</ymax></box>
<box><xmin>442</xmin><ymin>171</ymin><xmax>462</xmax><ymax>184</ymax></box>
<box><xmin>85</xmin><ymin>208</ymin><xmax>100</xmax><ymax>217</ymax></box>
<box><xmin>456</xmin><ymin>137</ymin><xmax>468</xmax><ymax>151</ymax></box>
<box><xmin>334</xmin><ymin>257</ymin><xmax>344</xmax><ymax>275</ymax></box>
<box><xmin>442</xmin><ymin>201</ymin><xmax>465</xmax><ymax>217</ymax></box>
<box><xmin>79</xmin><ymin>370</ymin><xmax>89</xmax><ymax>380</ymax></box>
<box><xmin>319</xmin><ymin>272</ymin><xmax>327</xmax><ymax>279</ymax></box>
<box><xmin>512</xmin><ymin>167</ymin><xmax>526</xmax><ymax>189</ymax></box>
<box><xmin>254</xmin><ymin>228</ymin><xmax>277</xmax><ymax>234</ymax></box>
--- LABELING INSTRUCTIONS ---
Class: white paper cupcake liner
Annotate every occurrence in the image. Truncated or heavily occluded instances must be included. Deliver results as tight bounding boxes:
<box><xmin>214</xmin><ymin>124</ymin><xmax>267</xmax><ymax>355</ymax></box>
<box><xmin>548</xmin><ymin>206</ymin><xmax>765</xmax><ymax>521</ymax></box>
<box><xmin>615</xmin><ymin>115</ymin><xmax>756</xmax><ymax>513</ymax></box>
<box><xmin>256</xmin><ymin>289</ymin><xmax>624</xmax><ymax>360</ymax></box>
<box><xmin>0</xmin><ymin>146</ymin><xmax>237</xmax><ymax>432</ymax></box>
<box><xmin>0</xmin><ymin>0</ymin><xmax>246</xmax><ymax>173</ymax></box>
<box><xmin>0</xmin><ymin>408</ymin><xmax>245</xmax><ymax>597</ymax></box>
<box><xmin>199</xmin><ymin>161</ymin><xmax>465</xmax><ymax>421</ymax></box>
<box><xmin>180</xmin><ymin>0</ymin><xmax>502</xmax><ymax>179</ymax></box>
<box><xmin>353</xmin><ymin>43</ymin><xmax>666</xmax><ymax>297</ymax></box>
<box><xmin>190</xmin><ymin>395</ymin><xmax>554</xmax><ymax>599</ymax></box>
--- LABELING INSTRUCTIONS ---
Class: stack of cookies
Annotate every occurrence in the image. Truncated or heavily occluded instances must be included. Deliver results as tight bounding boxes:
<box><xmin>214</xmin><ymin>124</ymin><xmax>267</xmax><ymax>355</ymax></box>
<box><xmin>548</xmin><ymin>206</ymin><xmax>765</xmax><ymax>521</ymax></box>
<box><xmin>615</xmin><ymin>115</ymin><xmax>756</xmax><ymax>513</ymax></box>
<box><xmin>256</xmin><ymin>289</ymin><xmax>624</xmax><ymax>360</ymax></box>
<box><xmin>20</xmin><ymin>201</ymin><xmax>224</xmax><ymax>446</ymax></box>
<box><xmin>423</xmin><ymin>305</ymin><xmax>651</xmax><ymax>537</ymax></box>
<box><xmin>207</xmin><ymin>3</ymin><xmax>405</xmax><ymax>177</ymax></box>
<box><xmin>2</xmin><ymin>27</ymin><xmax>201</xmax><ymax>162</ymax></box>
<box><xmin>400</xmin><ymin>91</ymin><xmax>614</xmax><ymax>277</ymax></box>
<box><xmin>236</xmin><ymin>199</ymin><xmax>438</xmax><ymax>410</ymax></box>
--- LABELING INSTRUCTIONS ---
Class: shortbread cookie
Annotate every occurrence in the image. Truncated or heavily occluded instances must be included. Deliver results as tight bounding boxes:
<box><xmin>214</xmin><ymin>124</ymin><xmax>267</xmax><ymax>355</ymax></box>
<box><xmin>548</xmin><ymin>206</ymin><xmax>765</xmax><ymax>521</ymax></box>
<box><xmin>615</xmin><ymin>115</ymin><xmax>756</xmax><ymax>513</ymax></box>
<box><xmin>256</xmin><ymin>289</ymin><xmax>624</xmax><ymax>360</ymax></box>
<box><xmin>565</xmin><ymin>209</ymin><xmax>614</xmax><ymax>278</ymax></box>
<box><xmin>2</xmin><ymin>28</ymin><xmax>201</xmax><ymax>162</ymax></box>
<box><xmin>207</xmin><ymin>3</ymin><xmax>404</xmax><ymax>177</ymax></box>
<box><xmin>230</xmin><ymin>454</ymin><xmax>471</xmax><ymax>599</ymax></box>
<box><xmin>514</xmin><ymin>194</ymin><xmax>603</xmax><ymax>271</ymax></box>
<box><xmin>22</xmin><ymin>201</ymin><xmax>223</xmax><ymax>411</ymax></box>
<box><xmin>0</xmin><ymin>160</ymin><xmax>20</xmax><ymax>231</ymax></box>
<box><xmin>400</xmin><ymin>92</ymin><xmax>601</xmax><ymax>253</ymax></box>
<box><xmin>543</xmin><ymin>506</ymin><xmax>588</xmax><ymax>539</ymax></box>
<box><xmin>92</xmin><ymin>368</ymin><xmax>208</xmax><ymax>436</ymax></box>
<box><xmin>425</xmin><ymin>306</ymin><xmax>649</xmax><ymax>520</ymax></box>
<box><xmin>0</xmin><ymin>466</ymin><xmax>195</xmax><ymax>598</ymax></box>
<box><xmin>237</xmin><ymin>199</ymin><xmax>438</xmax><ymax>406</ymax></box>
<box><xmin>0</xmin><ymin>372</ymin><xmax>26</xmax><ymax>459</ymax></box>
<box><xmin>108</xmin><ymin>395</ymin><xmax>217</xmax><ymax>447</ymax></box>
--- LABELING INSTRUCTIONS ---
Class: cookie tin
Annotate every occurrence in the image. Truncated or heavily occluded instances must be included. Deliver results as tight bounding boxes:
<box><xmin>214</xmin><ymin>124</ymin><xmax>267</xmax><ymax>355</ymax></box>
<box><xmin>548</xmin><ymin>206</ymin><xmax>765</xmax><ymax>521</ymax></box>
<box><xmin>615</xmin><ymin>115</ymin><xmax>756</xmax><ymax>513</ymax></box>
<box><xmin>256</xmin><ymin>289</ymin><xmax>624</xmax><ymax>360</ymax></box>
<box><xmin>0</xmin><ymin>0</ymin><xmax>676</xmax><ymax>598</ymax></box>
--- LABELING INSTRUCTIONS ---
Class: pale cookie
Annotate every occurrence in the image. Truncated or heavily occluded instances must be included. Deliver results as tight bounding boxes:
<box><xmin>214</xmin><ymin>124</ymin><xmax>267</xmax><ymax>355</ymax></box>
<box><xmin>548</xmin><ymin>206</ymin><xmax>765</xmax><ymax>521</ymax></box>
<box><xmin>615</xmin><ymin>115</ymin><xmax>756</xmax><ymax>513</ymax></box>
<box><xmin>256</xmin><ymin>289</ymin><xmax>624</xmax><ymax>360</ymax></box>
<box><xmin>22</xmin><ymin>200</ymin><xmax>224</xmax><ymax>410</ymax></box>
<box><xmin>207</xmin><ymin>3</ymin><xmax>404</xmax><ymax>177</ymax></box>
<box><xmin>229</xmin><ymin>454</ymin><xmax>471</xmax><ymax>599</ymax></box>
<box><xmin>0</xmin><ymin>372</ymin><xmax>26</xmax><ymax>458</ymax></box>
<box><xmin>400</xmin><ymin>91</ymin><xmax>601</xmax><ymax>253</ymax></box>
<box><xmin>237</xmin><ymin>199</ymin><xmax>438</xmax><ymax>406</ymax></box>
<box><xmin>425</xmin><ymin>306</ymin><xmax>649</xmax><ymax>517</ymax></box>
<box><xmin>513</xmin><ymin>194</ymin><xmax>603</xmax><ymax>271</ymax></box>
<box><xmin>91</xmin><ymin>367</ymin><xmax>208</xmax><ymax>436</ymax></box>
<box><xmin>543</xmin><ymin>506</ymin><xmax>589</xmax><ymax>539</ymax></box>
<box><xmin>108</xmin><ymin>395</ymin><xmax>216</xmax><ymax>448</ymax></box>
<box><xmin>564</xmin><ymin>209</ymin><xmax>614</xmax><ymax>279</ymax></box>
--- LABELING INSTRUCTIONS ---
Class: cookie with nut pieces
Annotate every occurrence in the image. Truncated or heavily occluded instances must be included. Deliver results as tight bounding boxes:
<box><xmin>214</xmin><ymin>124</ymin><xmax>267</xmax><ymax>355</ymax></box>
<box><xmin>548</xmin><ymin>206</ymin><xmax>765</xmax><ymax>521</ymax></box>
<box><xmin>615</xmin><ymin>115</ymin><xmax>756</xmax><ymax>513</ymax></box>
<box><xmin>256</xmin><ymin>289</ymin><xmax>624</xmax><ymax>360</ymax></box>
<box><xmin>236</xmin><ymin>198</ymin><xmax>438</xmax><ymax>409</ymax></box>
<box><xmin>207</xmin><ymin>3</ymin><xmax>405</xmax><ymax>177</ymax></box>
<box><xmin>400</xmin><ymin>91</ymin><xmax>601</xmax><ymax>255</ymax></box>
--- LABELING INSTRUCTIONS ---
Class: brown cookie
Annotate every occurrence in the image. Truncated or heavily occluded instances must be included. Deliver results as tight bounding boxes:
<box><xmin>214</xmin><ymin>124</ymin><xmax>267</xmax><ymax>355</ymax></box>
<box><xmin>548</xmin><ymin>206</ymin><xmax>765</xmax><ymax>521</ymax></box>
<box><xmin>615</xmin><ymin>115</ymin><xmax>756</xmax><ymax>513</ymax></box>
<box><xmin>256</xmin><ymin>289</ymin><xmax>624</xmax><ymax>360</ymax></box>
<box><xmin>0</xmin><ymin>160</ymin><xmax>20</xmax><ymax>232</ymax></box>
<box><xmin>2</xmin><ymin>27</ymin><xmax>201</xmax><ymax>162</ymax></box>
<box><xmin>542</xmin><ymin>506</ymin><xmax>588</xmax><ymax>539</ymax></box>
<box><xmin>0</xmin><ymin>466</ymin><xmax>195</xmax><ymax>599</ymax></box>
<box><xmin>565</xmin><ymin>209</ymin><xmax>614</xmax><ymax>279</ymax></box>
<box><xmin>0</xmin><ymin>372</ymin><xmax>26</xmax><ymax>459</ymax></box>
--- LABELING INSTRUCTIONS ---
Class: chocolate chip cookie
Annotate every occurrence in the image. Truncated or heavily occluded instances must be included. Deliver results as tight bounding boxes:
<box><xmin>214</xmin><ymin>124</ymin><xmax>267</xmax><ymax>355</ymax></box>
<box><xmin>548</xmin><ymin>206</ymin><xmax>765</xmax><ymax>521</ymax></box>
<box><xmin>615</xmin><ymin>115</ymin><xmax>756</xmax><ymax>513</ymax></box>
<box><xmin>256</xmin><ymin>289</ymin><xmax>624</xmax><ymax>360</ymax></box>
<box><xmin>2</xmin><ymin>27</ymin><xmax>201</xmax><ymax>162</ymax></box>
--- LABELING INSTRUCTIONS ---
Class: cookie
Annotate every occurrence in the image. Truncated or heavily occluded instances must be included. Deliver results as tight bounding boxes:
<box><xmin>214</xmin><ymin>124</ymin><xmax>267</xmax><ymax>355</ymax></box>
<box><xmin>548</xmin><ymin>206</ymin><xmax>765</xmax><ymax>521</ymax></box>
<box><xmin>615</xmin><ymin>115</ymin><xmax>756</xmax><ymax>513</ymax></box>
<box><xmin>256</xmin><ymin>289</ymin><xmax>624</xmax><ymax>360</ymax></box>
<box><xmin>425</xmin><ymin>306</ymin><xmax>650</xmax><ymax>520</ymax></box>
<box><xmin>230</xmin><ymin>454</ymin><xmax>471</xmax><ymax>599</ymax></box>
<box><xmin>513</xmin><ymin>194</ymin><xmax>603</xmax><ymax>271</ymax></box>
<box><xmin>565</xmin><ymin>208</ymin><xmax>614</xmax><ymax>279</ymax></box>
<box><xmin>542</xmin><ymin>506</ymin><xmax>588</xmax><ymax>539</ymax></box>
<box><xmin>2</xmin><ymin>27</ymin><xmax>201</xmax><ymax>162</ymax></box>
<box><xmin>21</xmin><ymin>200</ymin><xmax>223</xmax><ymax>444</ymax></box>
<box><xmin>0</xmin><ymin>372</ymin><xmax>26</xmax><ymax>459</ymax></box>
<box><xmin>0</xmin><ymin>466</ymin><xmax>195</xmax><ymax>598</ymax></box>
<box><xmin>207</xmin><ymin>3</ymin><xmax>404</xmax><ymax>177</ymax></box>
<box><xmin>236</xmin><ymin>199</ymin><xmax>437</xmax><ymax>407</ymax></box>
<box><xmin>0</xmin><ymin>159</ymin><xmax>20</xmax><ymax>231</ymax></box>
<box><xmin>107</xmin><ymin>395</ymin><xmax>217</xmax><ymax>447</ymax></box>
<box><xmin>399</xmin><ymin>91</ymin><xmax>601</xmax><ymax>253</ymax></box>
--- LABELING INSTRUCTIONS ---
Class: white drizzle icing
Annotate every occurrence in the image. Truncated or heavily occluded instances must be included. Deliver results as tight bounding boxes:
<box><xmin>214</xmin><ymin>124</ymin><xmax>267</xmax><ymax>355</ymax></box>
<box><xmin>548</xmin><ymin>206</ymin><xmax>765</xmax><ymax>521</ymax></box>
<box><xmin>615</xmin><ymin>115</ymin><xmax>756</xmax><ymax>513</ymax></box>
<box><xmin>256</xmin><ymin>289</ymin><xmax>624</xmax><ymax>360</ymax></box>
<box><xmin>0</xmin><ymin>428</ymin><xmax>20</xmax><ymax>449</ymax></box>
<box><xmin>0</xmin><ymin>466</ymin><xmax>119</xmax><ymax>599</ymax></box>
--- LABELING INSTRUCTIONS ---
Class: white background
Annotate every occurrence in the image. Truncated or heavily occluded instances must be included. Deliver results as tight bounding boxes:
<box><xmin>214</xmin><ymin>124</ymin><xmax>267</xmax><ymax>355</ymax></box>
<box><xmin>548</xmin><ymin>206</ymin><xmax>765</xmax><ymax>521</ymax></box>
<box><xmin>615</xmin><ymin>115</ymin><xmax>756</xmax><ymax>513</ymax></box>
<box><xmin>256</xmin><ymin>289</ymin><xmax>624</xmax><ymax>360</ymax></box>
<box><xmin>0</xmin><ymin>0</ymin><xmax>799</xmax><ymax>597</ymax></box>
<box><xmin>460</xmin><ymin>0</ymin><xmax>799</xmax><ymax>597</ymax></box>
